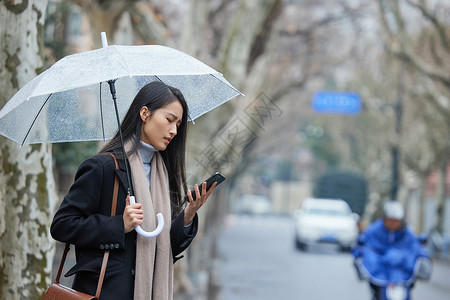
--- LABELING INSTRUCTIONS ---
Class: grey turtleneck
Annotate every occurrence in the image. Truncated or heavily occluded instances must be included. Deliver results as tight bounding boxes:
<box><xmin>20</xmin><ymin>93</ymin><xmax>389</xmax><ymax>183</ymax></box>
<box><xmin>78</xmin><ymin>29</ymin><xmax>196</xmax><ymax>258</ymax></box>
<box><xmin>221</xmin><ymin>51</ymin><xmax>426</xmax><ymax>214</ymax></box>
<box><xmin>138</xmin><ymin>140</ymin><xmax>158</xmax><ymax>187</ymax></box>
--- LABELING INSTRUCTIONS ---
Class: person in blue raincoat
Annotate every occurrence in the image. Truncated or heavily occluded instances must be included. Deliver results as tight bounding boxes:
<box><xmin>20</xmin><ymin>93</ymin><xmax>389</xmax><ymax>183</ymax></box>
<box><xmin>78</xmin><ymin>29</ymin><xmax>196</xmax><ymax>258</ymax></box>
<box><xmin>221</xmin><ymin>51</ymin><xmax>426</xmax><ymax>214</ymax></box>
<box><xmin>352</xmin><ymin>201</ymin><xmax>428</xmax><ymax>299</ymax></box>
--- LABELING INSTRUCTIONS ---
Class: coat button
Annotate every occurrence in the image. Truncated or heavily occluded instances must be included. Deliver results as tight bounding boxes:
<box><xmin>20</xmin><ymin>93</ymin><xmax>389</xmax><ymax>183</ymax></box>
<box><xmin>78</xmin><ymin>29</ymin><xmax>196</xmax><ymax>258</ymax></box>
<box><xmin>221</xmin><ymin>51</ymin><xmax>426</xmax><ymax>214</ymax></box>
<box><xmin>110</xmin><ymin>244</ymin><xmax>115</xmax><ymax>249</ymax></box>
<box><xmin>115</xmin><ymin>243</ymin><xmax>119</xmax><ymax>249</ymax></box>
<box><xmin>100</xmin><ymin>245</ymin><xmax>105</xmax><ymax>250</ymax></box>
<box><xmin>105</xmin><ymin>244</ymin><xmax>110</xmax><ymax>249</ymax></box>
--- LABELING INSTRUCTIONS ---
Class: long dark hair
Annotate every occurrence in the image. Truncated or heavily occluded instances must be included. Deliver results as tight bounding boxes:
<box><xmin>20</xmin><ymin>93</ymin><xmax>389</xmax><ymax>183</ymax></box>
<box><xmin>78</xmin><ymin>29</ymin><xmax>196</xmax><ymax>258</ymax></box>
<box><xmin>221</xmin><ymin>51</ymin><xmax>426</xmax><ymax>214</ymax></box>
<box><xmin>100</xmin><ymin>81</ymin><xmax>189</xmax><ymax>215</ymax></box>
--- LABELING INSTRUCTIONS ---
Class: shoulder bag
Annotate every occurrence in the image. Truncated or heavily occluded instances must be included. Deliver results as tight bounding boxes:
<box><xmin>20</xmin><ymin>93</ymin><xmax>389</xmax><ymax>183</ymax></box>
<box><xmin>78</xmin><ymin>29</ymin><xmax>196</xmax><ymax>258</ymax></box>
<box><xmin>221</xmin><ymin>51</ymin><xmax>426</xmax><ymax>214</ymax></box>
<box><xmin>43</xmin><ymin>153</ymin><xmax>120</xmax><ymax>300</ymax></box>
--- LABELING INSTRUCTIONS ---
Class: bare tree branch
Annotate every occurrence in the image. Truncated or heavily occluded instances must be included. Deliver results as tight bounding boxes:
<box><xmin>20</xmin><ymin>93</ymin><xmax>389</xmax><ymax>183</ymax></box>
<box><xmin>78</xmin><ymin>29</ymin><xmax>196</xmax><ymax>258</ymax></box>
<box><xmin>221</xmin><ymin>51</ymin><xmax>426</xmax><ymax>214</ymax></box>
<box><xmin>128</xmin><ymin>1</ymin><xmax>174</xmax><ymax>46</ymax></box>
<box><xmin>408</xmin><ymin>77</ymin><xmax>450</xmax><ymax>120</ymax></box>
<box><xmin>405</xmin><ymin>0</ymin><xmax>450</xmax><ymax>51</ymax></box>
<box><xmin>377</xmin><ymin>0</ymin><xmax>450</xmax><ymax>87</ymax></box>
<box><xmin>247</xmin><ymin>0</ymin><xmax>282</xmax><ymax>72</ymax></box>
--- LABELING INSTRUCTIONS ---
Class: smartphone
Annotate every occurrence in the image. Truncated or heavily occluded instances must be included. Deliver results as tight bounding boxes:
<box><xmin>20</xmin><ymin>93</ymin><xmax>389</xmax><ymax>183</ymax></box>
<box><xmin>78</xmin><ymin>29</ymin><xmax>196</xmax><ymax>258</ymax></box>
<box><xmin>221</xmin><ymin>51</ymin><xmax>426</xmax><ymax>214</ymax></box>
<box><xmin>187</xmin><ymin>172</ymin><xmax>225</xmax><ymax>201</ymax></box>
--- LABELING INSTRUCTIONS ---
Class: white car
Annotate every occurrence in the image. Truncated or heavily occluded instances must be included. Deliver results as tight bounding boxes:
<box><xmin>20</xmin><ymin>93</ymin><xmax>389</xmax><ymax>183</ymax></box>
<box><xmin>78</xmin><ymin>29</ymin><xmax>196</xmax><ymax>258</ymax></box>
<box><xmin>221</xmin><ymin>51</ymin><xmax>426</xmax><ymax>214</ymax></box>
<box><xmin>236</xmin><ymin>194</ymin><xmax>272</xmax><ymax>216</ymax></box>
<box><xmin>294</xmin><ymin>198</ymin><xmax>359</xmax><ymax>251</ymax></box>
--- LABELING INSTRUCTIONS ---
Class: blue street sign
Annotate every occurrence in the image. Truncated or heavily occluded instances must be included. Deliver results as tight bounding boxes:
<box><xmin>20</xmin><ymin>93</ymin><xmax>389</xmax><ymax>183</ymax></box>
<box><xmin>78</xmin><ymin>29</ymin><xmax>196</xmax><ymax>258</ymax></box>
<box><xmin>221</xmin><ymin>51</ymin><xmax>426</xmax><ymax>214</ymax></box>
<box><xmin>312</xmin><ymin>91</ymin><xmax>361</xmax><ymax>114</ymax></box>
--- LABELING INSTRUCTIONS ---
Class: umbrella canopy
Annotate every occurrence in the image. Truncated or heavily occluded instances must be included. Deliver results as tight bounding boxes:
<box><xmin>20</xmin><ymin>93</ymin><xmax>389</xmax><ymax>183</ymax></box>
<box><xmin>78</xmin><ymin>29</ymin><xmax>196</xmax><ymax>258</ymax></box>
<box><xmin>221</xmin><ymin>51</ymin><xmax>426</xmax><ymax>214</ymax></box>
<box><xmin>0</xmin><ymin>44</ymin><xmax>242</xmax><ymax>145</ymax></box>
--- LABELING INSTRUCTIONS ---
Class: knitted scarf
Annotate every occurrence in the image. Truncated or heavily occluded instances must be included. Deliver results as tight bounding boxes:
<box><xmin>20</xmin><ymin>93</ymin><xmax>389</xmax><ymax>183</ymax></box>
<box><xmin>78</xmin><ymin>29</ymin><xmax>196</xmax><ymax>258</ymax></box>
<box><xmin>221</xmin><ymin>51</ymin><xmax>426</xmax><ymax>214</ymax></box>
<box><xmin>126</xmin><ymin>140</ymin><xmax>173</xmax><ymax>300</ymax></box>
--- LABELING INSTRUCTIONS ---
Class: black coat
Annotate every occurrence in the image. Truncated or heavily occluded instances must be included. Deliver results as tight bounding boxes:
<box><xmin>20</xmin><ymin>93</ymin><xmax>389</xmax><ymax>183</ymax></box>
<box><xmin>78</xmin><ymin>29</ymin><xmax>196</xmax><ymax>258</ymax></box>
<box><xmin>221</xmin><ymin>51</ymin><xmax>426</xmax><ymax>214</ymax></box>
<box><xmin>51</xmin><ymin>153</ymin><xmax>197</xmax><ymax>300</ymax></box>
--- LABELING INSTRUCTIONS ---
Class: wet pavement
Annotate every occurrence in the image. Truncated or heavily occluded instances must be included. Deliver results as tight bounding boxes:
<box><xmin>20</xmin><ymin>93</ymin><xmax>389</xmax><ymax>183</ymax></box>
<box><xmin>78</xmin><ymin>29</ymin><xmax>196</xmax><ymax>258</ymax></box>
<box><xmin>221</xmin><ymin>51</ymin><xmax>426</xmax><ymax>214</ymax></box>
<box><xmin>215</xmin><ymin>215</ymin><xmax>450</xmax><ymax>300</ymax></box>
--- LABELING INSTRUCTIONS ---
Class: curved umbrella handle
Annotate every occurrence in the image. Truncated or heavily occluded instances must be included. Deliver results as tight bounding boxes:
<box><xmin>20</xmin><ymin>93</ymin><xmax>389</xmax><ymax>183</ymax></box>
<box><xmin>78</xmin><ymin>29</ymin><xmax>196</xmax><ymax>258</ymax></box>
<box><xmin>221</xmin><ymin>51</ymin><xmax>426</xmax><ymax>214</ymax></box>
<box><xmin>129</xmin><ymin>196</ymin><xmax>165</xmax><ymax>238</ymax></box>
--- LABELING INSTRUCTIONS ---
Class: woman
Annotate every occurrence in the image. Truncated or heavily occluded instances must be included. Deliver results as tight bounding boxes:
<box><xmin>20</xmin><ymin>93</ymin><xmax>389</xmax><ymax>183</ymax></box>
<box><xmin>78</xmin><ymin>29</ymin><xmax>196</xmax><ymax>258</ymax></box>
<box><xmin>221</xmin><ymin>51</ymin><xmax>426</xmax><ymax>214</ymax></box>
<box><xmin>51</xmin><ymin>81</ymin><xmax>216</xmax><ymax>300</ymax></box>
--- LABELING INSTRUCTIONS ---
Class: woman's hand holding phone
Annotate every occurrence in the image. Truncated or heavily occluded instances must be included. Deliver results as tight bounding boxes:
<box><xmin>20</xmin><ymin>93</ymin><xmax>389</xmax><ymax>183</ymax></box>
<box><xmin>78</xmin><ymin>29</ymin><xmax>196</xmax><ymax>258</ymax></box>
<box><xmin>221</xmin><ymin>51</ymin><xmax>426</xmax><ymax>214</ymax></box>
<box><xmin>184</xmin><ymin>181</ymin><xmax>217</xmax><ymax>225</ymax></box>
<box><xmin>184</xmin><ymin>172</ymin><xmax>225</xmax><ymax>226</ymax></box>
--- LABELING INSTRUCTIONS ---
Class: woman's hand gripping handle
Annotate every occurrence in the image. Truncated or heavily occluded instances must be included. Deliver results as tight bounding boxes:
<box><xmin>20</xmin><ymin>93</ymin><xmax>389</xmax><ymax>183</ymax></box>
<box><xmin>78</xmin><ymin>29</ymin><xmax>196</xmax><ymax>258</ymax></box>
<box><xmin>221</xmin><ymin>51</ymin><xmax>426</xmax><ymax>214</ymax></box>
<box><xmin>123</xmin><ymin>195</ymin><xmax>164</xmax><ymax>237</ymax></box>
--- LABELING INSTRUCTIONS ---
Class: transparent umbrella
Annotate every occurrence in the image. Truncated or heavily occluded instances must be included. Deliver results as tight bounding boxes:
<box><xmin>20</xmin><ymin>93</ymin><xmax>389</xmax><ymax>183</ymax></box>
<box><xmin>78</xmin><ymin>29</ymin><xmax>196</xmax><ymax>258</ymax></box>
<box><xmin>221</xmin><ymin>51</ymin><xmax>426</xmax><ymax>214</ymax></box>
<box><xmin>0</xmin><ymin>33</ymin><xmax>243</xmax><ymax>237</ymax></box>
<box><xmin>0</xmin><ymin>39</ymin><xmax>241</xmax><ymax>145</ymax></box>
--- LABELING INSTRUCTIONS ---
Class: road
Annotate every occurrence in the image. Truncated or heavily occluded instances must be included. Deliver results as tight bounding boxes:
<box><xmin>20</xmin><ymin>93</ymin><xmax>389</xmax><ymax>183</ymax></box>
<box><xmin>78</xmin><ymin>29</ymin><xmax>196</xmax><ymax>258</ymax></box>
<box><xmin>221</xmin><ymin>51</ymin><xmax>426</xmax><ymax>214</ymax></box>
<box><xmin>215</xmin><ymin>215</ymin><xmax>450</xmax><ymax>300</ymax></box>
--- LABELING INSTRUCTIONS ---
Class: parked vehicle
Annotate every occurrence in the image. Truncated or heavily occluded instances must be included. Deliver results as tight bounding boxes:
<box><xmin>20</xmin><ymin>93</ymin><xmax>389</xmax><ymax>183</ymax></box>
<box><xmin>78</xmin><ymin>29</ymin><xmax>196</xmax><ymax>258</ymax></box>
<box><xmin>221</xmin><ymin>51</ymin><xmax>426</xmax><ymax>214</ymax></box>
<box><xmin>293</xmin><ymin>198</ymin><xmax>359</xmax><ymax>251</ymax></box>
<box><xmin>236</xmin><ymin>194</ymin><xmax>273</xmax><ymax>216</ymax></box>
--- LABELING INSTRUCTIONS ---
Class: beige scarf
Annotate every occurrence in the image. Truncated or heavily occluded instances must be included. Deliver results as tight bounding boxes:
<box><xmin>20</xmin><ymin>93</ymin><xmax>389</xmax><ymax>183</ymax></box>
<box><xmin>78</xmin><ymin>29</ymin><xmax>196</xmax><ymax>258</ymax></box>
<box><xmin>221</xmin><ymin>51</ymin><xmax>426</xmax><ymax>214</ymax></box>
<box><xmin>126</xmin><ymin>140</ymin><xmax>174</xmax><ymax>300</ymax></box>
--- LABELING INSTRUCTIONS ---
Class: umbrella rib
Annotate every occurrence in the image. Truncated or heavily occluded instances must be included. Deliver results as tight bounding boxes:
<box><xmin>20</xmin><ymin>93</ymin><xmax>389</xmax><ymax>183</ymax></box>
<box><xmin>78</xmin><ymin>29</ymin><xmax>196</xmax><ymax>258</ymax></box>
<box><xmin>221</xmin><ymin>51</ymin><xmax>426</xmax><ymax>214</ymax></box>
<box><xmin>184</xmin><ymin>74</ymin><xmax>243</xmax><ymax>120</ymax></box>
<box><xmin>209</xmin><ymin>73</ymin><xmax>244</xmax><ymax>95</ymax></box>
<box><xmin>99</xmin><ymin>82</ymin><xmax>106</xmax><ymax>143</ymax></box>
<box><xmin>21</xmin><ymin>93</ymin><xmax>52</xmax><ymax>146</ymax></box>
<box><xmin>112</xmin><ymin>46</ymin><xmax>132</xmax><ymax>76</ymax></box>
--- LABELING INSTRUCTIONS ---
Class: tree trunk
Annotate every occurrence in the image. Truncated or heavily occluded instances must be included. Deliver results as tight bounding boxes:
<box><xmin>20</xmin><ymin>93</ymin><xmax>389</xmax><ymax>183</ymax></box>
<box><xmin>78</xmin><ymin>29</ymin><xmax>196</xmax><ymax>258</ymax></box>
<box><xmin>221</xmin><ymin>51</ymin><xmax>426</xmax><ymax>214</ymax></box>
<box><xmin>436</xmin><ymin>150</ymin><xmax>449</xmax><ymax>234</ymax></box>
<box><xmin>0</xmin><ymin>1</ymin><xmax>56</xmax><ymax>299</ymax></box>
<box><xmin>417</xmin><ymin>176</ymin><xmax>426</xmax><ymax>234</ymax></box>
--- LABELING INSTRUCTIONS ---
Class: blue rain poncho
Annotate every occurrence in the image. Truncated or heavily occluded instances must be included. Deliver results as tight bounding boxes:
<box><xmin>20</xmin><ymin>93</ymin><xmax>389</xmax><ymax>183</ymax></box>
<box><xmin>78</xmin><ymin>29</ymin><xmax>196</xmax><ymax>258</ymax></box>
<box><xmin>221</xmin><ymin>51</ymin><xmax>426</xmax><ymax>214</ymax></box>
<box><xmin>352</xmin><ymin>219</ymin><xmax>428</xmax><ymax>285</ymax></box>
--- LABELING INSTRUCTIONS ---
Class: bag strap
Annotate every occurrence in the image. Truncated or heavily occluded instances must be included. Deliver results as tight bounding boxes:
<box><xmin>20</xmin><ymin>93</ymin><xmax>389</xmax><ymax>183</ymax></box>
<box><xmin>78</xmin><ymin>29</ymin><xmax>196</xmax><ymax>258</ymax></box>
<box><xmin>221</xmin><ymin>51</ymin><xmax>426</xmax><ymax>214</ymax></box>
<box><xmin>54</xmin><ymin>152</ymin><xmax>120</xmax><ymax>300</ymax></box>
<box><xmin>54</xmin><ymin>243</ymin><xmax>69</xmax><ymax>284</ymax></box>
<box><xmin>94</xmin><ymin>153</ymin><xmax>120</xmax><ymax>299</ymax></box>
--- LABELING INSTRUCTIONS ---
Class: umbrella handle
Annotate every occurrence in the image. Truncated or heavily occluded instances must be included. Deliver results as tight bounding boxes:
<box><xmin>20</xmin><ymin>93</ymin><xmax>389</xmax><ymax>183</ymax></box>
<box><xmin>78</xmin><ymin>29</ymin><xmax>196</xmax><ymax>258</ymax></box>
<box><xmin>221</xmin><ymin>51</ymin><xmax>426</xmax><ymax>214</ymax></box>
<box><xmin>129</xmin><ymin>196</ymin><xmax>165</xmax><ymax>238</ymax></box>
<box><xmin>101</xmin><ymin>32</ymin><xmax>108</xmax><ymax>48</ymax></box>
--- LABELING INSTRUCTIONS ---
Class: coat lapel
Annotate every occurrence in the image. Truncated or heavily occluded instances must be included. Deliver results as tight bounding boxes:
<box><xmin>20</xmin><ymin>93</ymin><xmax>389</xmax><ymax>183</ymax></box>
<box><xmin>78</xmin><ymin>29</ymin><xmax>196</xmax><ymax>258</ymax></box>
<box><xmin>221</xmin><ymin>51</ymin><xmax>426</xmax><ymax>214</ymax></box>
<box><xmin>113</xmin><ymin>155</ymin><xmax>134</xmax><ymax>195</ymax></box>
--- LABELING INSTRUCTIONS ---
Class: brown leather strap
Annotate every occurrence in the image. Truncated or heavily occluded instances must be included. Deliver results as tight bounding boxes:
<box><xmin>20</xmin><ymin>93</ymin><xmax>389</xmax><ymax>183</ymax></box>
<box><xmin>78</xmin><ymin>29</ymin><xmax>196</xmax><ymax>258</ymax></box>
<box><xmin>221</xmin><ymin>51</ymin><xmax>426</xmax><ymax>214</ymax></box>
<box><xmin>94</xmin><ymin>153</ymin><xmax>120</xmax><ymax>299</ymax></box>
<box><xmin>54</xmin><ymin>153</ymin><xmax>121</xmax><ymax>299</ymax></box>
<box><xmin>54</xmin><ymin>243</ymin><xmax>70</xmax><ymax>284</ymax></box>
<box><xmin>95</xmin><ymin>250</ymin><xmax>110</xmax><ymax>299</ymax></box>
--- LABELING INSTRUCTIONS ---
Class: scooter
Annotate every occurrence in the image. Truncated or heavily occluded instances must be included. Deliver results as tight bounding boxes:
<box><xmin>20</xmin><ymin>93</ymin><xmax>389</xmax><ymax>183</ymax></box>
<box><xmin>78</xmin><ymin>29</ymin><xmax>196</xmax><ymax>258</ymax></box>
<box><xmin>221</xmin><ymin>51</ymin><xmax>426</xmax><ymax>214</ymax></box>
<box><xmin>354</xmin><ymin>255</ymin><xmax>432</xmax><ymax>300</ymax></box>
<box><xmin>353</xmin><ymin>234</ymin><xmax>432</xmax><ymax>300</ymax></box>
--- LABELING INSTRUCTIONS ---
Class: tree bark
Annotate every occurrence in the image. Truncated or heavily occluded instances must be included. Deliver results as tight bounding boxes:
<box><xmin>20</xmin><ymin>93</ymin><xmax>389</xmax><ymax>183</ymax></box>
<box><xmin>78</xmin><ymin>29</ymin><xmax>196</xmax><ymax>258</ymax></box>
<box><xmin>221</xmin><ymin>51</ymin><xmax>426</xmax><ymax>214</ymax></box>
<box><xmin>436</xmin><ymin>147</ymin><xmax>449</xmax><ymax>234</ymax></box>
<box><xmin>69</xmin><ymin>0</ymin><xmax>173</xmax><ymax>48</ymax></box>
<box><xmin>0</xmin><ymin>1</ymin><xmax>56</xmax><ymax>299</ymax></box>
<box><xmin>417</xmin><ymin>176</ymin><xmax>426</xmax><ymax>234</ymax></box>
